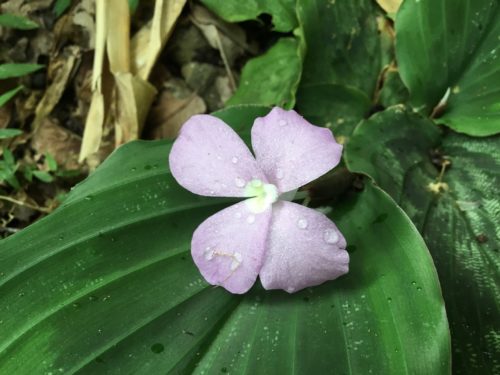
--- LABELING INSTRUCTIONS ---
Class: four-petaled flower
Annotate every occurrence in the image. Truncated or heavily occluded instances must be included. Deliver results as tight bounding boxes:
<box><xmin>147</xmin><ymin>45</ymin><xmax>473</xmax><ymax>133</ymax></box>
<box><xmin>169</xmin><ymin>107</ymin><xmax>349</xmax><ymax>294</ymax></box>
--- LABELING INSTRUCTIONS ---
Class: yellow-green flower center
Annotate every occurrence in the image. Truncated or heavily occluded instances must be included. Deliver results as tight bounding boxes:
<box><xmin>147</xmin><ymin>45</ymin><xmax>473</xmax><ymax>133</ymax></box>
<box><xmin>244</xmin><ymin>179</ymin><xmax>279</xmax><ymax>213</ymax></box>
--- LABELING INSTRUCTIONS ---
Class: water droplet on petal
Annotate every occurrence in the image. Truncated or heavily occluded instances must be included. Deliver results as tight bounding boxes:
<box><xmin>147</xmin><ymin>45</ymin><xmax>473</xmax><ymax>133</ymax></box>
<box><xmin>251</xmin><ymin>179</ymin><xmax>263</xmax><ymax>187</ymax></box>
<box><xmin>231</xmin><ymin>156</ymin><xmax>239</xmax><ymax>164</ymax></box>
<box><xmin>297</xmin><ymin>218</ymin><xmax>308</xmax><ymax>229</ymax></box>
<box><xmin>276</xmin><ymin>168</ymin><xmax>284</xmax><ymax>180</ymax></box>
<box><xmin>230</xmin><ymin>252</ymin><xmax>243</xmax><ymax>271</ymax></box>
<box><xmin>235</xmin><ymin>177</ymin><xmax>245</xmax><ymax>187</ymax></box>
<box><xmin>204</xmin><ymin>247</ymin><xmax>214</xmax><ymax>260</ymax></box>
<box><xmin>235</xmin><ymin>212</ymin><xmax>242</xmax><ymax>219</ymax></box>
<box><xmin>324</xmin><ymin>229</ymin><xmax>339</xmax><ymax>244</ymax></box>
<box><xmin>278</xmin><ymin>119</ymin><xmax>287</xmax><ymax>126</ymax></box>
<box><xmin>247</xmin><ymin>215</ymin><xmax>255</xmax><ymax>224</ymax></box>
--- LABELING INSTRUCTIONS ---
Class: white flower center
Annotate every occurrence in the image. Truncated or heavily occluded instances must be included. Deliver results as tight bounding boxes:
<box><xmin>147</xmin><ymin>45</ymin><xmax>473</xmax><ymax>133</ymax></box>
<box><xmin>244</xmin><ymin>179</ymin><xmax>279</xmax><ymax>213</ymax></box>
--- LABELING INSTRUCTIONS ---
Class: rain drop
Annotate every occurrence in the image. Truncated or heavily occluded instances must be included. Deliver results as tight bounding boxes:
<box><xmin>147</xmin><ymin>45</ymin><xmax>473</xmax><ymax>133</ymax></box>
<box><xmin>297</xmin><ymin>218</ymin><xmax>308</xmax><ymax>229</ymax></box>
<box><xmin>235</xmin><ymin>177</ymin><xmax>245</xmax><ymax>187</ymax></box>
<box><xmin>235</xmin><ymin>212</ymin><xmax>242</xmax><ymax>219</ymax></box>
<box><xmin>276</xmin><ymin>168</ymin><xmax>284</xmax><ymax>180</ymax></box>
<box><xmin>204</xmin><ymin>247</ymin><xmax>214</xmax><ymax>260</ymax></box>
<box><xmin>231</xmin><ymin>157</ymin><xmax>239</xmax><ymax>164</ymax></box>
<box><xmin>151</xmin><ymin>343</ymin><xmax>164</xmax><ymax>354</ymax></box>
<box><xmin>247</xmin><ymin>215</ymin><xmax>255</xmax><ymax>224</ymax></box>
<box><xmin>323</xmin><ymin>229</ymin><xmax>339</xmax><ymax>244</ymax></box>
<box><xmin>278</xmin><ymin>119</ymin><xmax>287</xmax><ymax>126</ymax></box>
<box><xmin>230</xmin><ymin>252</ymin><xmax>243</xmax><ymax>271</ymax></box>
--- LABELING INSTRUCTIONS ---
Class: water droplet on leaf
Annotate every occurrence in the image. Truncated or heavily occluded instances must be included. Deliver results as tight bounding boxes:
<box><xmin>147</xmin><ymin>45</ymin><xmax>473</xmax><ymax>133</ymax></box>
<box><xmin>151</xmin><ymin>343</ymin><xmax>164</xmax><ymax>354</ymax></box>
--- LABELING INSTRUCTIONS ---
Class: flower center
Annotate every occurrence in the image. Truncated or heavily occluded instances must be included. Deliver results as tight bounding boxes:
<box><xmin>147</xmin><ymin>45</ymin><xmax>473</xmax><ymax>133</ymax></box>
<box><xmin>244</xmin><ymin>179</ymin><xmax>278</xmax><ymax>213</ymax></box>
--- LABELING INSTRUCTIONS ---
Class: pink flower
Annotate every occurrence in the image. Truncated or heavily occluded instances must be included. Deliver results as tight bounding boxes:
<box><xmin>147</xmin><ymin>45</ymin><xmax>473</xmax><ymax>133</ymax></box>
<box><xmin>169</xmin><ymin>107</ymin><xmax>349</xmax><ymax>294</ymax></box>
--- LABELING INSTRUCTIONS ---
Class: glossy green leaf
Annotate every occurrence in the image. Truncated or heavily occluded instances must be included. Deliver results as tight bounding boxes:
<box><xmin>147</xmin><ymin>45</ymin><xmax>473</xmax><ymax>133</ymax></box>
<box><xmin>346</xmin><ymin>106</ymin><xmax>500</xmax><ymax>372</ymax></box>
<box><xmin>0</xmin><ymin>13</ymin><xmax>38</xmax><ymax>30</ymax></box>
<box><xmin>200</xmin><ymin>0</ymin><xmax>297</xmax><ymax>32</ymax></box>
<box><xmin>0</xmin><ymin>106</ymin><xmax>449</xmax><ymax>374</ymax></box>
<box><xmin>227</xmin><ymin>38</ymin><xmax>302</xmax><ymax>109</ymax></box>
<box><xmin>396</xmin><ymin>0</ymin><xmax>500</xmax><ymax>136</ymax></box>
<box><xmin>297</xmin><ymin>84</ymin><xmax>370</xmax><ymax>138</ymax></box>
<box><xmin>296</xmin><ymin>0</ymin><xmax>381</xmax><ymax>135</ymax></box>
<box><xmin>0</xmin><ymin>86</ymin><xmax>23</xmax><ymax>107</ymax></box>
<box><xmin>0</xmin><ymin>64</ymin><xmax>44</xmax><ymax>80</ymax></box>
<box><xmin>0</xmin><ymin>128</ymin><xmax>23</xmax><ymax>140</ymax></box>
<box><xmin>297</xmin><ymin>0</ymin><xmax>381</xmax><ymax>93</ymax></box>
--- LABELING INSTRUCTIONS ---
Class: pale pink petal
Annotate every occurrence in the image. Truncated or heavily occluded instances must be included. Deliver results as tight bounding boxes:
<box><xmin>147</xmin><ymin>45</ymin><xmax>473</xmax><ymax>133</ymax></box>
<box><xmin>259</xmin><ymin>201</ymin><xmax>349</xmax><ymax>293</ymax></box>
<box><xmin>251</xmin><ymin>107</ymin><xmax>343</xmax><ymax>193</ymax></box>
<box><xmin>191</xmin><ymin>202</ymin><xmax>272</xmax><ymax>294</ymax></box>
<box><xmin>169</xmin><ymin>115</ymin><xmax>267</xmax><ymax>197</ymax></box>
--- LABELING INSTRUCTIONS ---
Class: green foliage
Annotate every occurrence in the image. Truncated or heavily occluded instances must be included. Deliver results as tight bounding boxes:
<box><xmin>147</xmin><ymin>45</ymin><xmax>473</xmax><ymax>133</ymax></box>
<box><xmin>0</xmin><ymin>64</ymin><xmax>44</xmax><ymax>79</ymax></box>
<box><xmin>128</xmin><ymin>0</ymin><xmax>140</xmax><ymax>13</ymax></box>
<box><xmin>0</xmin><ymin>86</ymin><xmax>23</xmax><ymax>108</ymax></box>
<box><xmin>0</xmin><ymin>106</ymin><xmax>449</xmax><ymax>374</ymax></box>
<box><xmin>396</xmin><ymin>0</ymin><xmax>500</xmax><ymax>136</ymax></box>
<box><xmin>2</xmin><ymin>0</ymin><xmax>499</xmax><ymax>372</ymax></box>
<box><xmin>0</xmin><ymin>13</ymin><xmax>38</xmax><ymax>30</ymax></box>
<box><xmin>295</xmin><ymin>0</ymin><xmax>381</xmax><ymax>136</ymax></box>
<box><xmin>0</xmin><ymin>148</ymin><xmax>20</xmax><ymax>190</ymax></box>
<box><xmin>200</xmin><ymin>0</ymin><xmax>297</xmax><ymax>32</ymax></box>
<box><xmin>346</xmin><ymin>107</ymin><xmax>500</xmax><ymax>372</ymax></box>
<box><xmin>0</xmin><ymin>148</ymin><xmax>61</xmax><ymax>190</ymax></box>
<box><xmin>227</xmin><ymin>38</ymin><xmax>302</xmax><ymax>109</ymax></box>
<box><xmin>53</xmin><ymin>0</ymin><xmax>72</xmax><ymax>17</ymax></box>
<box><xmin>0</xmin><ymin>128</ymin><xmax>23</xmax><ymax>140</ymax></box>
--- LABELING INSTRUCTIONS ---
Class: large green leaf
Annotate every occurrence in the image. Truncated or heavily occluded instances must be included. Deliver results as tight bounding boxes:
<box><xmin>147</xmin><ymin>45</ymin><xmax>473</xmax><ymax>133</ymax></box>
<box><xmin>346</xmin><ymin>106</ymin><xmax>500</xmax><ymax>373</ymax></box>
<box><xmin>0</xmin><ymin>106</ymin><xmax>449</xmax><ymax>373</ymax></box>
<box><xmin>296</xmin><ymin>0</ymin><xmax>381</xmax><ymax>136</ymax></box>
<box><xmin>396</xmin><ymin>0</ymin><xmax>500</xmax><ymax>136</ymax></box>
<box><xmin>227</xmin><ymin>38</ymin><xmax>302</xmax><ymax>109</ymax></box>
<box><xmin>200</xmin><ymin>0</ymin><xmax>297</xmax><ymax>32</ymax></box>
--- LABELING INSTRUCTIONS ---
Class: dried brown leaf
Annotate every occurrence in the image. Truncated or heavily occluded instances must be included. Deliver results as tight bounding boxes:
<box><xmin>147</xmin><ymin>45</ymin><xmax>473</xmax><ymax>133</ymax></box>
<box><xmin>79</xmin><ymin>0</ymin><xmax>107</xmax><ymax>162</ymax></box>
<box><xmin>149</xmin><ymin>88</ymin><xmax>206</xmax><ymax>139</ymax></box>
<box><xmin>131</xmin><ymin>0</ymin><xmax>187</xmax><ymax>80</ymax></box>
<box><xmin>114</xmin><ymin>73</ymin><xmax>157</xmax><ymax>145</ymax></box>
<box><xmin>32</xmin><ymin>117</ymin><xmax>82</xmax><ymax>170</ymax></box>
<box><xmin>376</xmin><ymin>0</ymin><xmax>402</xmax><ymax>15</ymax></box>
<box><xmin>34</xmin><ymin>46</ymin><xmax>81</xmax><ymax>128</ymax></box>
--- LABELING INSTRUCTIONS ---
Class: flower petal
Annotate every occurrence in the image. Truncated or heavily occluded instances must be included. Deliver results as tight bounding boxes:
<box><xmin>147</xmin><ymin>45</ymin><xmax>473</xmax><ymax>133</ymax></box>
<box><xmin>259</xmin><ymin>201</ymin><xmax>349</xmax><ymax>293</ymax></box>
<box><xmin>170</xmin><ymin>115</ymin><xmax>267</xmax><ymax>197</ymax></box>
<box><xmin>191</xmin><ymin>202</ymin><xmax>272</xmax><ymax>294</ymax></box>
<box><xmin>251</xmin><ymin>107</ymin><xmax>343</xmax><ymax>193</ymax></box>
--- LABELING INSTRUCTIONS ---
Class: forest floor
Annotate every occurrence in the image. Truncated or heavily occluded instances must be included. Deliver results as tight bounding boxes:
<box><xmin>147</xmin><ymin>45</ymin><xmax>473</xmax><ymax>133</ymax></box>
<box><xmin>0</xmin><ymin>0</ymin><xmax>275</xmax><ymax>237</ymax></box>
